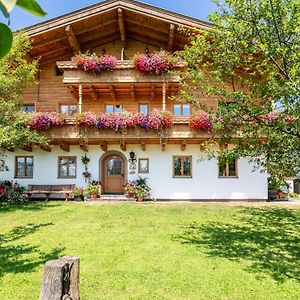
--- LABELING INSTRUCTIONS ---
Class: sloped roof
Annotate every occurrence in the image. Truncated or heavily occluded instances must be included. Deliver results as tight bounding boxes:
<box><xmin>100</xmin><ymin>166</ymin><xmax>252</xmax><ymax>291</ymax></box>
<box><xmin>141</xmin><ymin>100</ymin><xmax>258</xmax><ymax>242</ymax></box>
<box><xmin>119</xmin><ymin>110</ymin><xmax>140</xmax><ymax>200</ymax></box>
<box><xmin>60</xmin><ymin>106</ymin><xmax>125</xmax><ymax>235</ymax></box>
<box><xmin>26</xmin><ymin>0</ymin><xmax>213</xmax><ymax>64</ymax></box>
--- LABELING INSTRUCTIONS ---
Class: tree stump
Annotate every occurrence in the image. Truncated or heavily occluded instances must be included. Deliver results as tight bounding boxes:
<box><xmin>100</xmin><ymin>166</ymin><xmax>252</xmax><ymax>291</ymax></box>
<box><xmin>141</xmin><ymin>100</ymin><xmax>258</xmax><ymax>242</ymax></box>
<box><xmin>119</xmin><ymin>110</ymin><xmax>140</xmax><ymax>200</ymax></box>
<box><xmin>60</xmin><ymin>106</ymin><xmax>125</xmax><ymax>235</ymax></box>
<box><xmin>40</xmin><ymin>255</ymin><xmax>80</xmax><ymax>300</ymax></box>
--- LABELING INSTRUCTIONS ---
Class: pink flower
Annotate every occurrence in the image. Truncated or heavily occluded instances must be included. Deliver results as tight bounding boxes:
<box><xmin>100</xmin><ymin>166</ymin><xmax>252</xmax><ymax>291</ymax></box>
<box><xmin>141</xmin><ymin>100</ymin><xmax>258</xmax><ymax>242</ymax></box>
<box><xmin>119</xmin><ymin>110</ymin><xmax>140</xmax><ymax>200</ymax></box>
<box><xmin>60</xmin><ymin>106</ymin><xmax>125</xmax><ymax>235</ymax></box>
<box><xmin>133</xmin><ymin>51</ymin><xmax>177</xmax><ymax>75</ymax></box>
<box><xmin>189</xmin><ymin>111</ymin><xmax>213</xmax><ymax>131</ymax></box>
<box><xmin>28</xmin><ymin>113</ymin><xmax>63</xmax><ymax>130</ymax></box>
<box><xmin>261</xmin><ymin>111</ymin><xmax>278</xmax><ymax>123</ymax></box>
<box><xmin>72</xmin><ymin>53</ymin><xmax>117</xmax><ymax>73</ymax></box>
<box><xmin>77</xmin><ymin>112</ymin><xmax>97</xmax><ymax>126</ymax></box>
<box><xmin>284</xmin><ymin>115</ymin><xmax>294</xmax><ymax>123</ymax></box>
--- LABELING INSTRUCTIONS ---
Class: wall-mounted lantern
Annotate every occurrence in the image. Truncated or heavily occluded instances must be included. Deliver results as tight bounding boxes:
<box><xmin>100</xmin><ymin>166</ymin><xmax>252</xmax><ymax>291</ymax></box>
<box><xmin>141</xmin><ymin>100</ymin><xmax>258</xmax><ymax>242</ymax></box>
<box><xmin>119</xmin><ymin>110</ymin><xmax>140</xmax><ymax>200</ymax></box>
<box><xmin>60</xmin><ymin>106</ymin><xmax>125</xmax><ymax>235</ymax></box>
<box><xmin>129</xmin><ymin>150</ymin><xmax>137</xmax><ymax>164</ymax></box>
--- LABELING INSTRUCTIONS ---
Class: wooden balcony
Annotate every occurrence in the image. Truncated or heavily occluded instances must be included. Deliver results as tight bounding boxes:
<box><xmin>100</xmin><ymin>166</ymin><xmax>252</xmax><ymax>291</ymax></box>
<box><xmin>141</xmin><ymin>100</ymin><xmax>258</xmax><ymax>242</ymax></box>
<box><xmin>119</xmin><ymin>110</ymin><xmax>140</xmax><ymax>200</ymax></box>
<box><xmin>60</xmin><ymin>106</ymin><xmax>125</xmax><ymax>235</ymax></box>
<box><xmin>46</xmin><ymin>120</ymin><xmax>213</xmax><ymax>150</ymax></box>
<box><xmin>57</xmin><ymin>60</ymin><xmax>183</xmax><ymax>85</ymax></box>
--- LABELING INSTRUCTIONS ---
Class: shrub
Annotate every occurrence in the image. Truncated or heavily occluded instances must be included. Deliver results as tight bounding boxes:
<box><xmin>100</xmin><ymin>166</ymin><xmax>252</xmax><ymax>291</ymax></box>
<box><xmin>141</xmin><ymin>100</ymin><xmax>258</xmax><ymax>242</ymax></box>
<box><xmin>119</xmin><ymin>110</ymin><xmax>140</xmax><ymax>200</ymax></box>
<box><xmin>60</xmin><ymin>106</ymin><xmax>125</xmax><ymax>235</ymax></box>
<box><xmin>0</xmin><ymin>181</ymin><xmax>28</xmax><ymax>204</ymax></box>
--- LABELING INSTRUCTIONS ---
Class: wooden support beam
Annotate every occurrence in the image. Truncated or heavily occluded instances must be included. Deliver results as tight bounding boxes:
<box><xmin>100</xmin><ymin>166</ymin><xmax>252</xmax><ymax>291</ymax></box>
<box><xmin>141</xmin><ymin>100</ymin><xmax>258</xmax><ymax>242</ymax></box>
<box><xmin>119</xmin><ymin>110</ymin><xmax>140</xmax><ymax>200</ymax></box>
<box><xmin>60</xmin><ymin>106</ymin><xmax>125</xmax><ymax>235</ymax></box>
<box><xmin>41</xmin><ymin>145</ymin><xmax>51</xmax><ymax>152</ymax></box>
<box><xmin>220</xmin><ymin>143</ymin><xmax>228</xmax><ymax>150</ymax></box>
<box><xmin>117</xmin><ymin>8</ymin><xmax>126</xmax><ymax>48</ymax></box>
<box><xmin>181</xmin><ymin>140</ymin><xmax>187</xmax><ymax>151</ymax></box>
<box><xmin>109</xmin><ymin>85</ymin><xmax>117</xmax><ymax>101</ymax></box>
<box><xmin>151</xmin><ymin>84</ymin><xmax>155</xmax><ymax>101</ymax></box>
<box><xmin>160</xmin><ymin>141</ymin><xmax>166</xmax><ymax>152</ymax></box>
<box><xmin>60</xmin><ymin>143</ymin><xmax>70</xmax><ymax>152</ymax></box>
<box><xmin>90</xmin><ymin>85</ymin><xmax>98</xmax><ymax>101</ymax></box>
<box><xmin>100</xmin><ymin>142</ymin><xmax>107</xmax><ymax>152</ymax></box>
<box><xmin>120</xmin><ymin>140</ymin><xmax>126</xmax><ymax>152</ymax></box>
<box><xmin>168</xmin><ymin>24</ymin><xmax>175</xmax><ymax>52</ymax></box>
<box><xmin>65</xmin><ymin>25</ymin><xmax>81</xmax><ymax>53</ymax></box>
<box><xmin>141</xmin><ymin>141</ymin><xmax>146</xmax><ymax>151</ymax></box>
<box><xmin>80</xmin><ymin>142</ymin><xmax>88</xmax><ymax>152</ymax></box>
<box><xmin>21</xmin><ymin>145</ymin><xmax>32</xmax><ymax>152</ymax></box>
<box><xmin>130</xmin><ymin>84</ymin><xmax>136</xmax><ymax>100</ymax></box>
<box><xmin>200</xmin><ymin>143</ymin><xmax>206</xmax><ymax>151</ymax></box>
<box><xmin>69</xmin><ymin>86</ymin><xmax>78</xmax><ymax>100</ymax></box>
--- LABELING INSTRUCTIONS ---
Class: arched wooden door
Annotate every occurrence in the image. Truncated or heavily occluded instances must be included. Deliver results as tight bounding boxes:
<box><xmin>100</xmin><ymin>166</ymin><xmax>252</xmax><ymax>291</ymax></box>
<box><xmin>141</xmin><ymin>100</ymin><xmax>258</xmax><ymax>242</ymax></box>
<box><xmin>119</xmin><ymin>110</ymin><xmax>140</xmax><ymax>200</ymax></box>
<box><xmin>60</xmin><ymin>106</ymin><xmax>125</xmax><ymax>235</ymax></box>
<box><xmin>102</xmin><ymin>154</ymin><xmax>125</xmax><ymax>194</ymax></box>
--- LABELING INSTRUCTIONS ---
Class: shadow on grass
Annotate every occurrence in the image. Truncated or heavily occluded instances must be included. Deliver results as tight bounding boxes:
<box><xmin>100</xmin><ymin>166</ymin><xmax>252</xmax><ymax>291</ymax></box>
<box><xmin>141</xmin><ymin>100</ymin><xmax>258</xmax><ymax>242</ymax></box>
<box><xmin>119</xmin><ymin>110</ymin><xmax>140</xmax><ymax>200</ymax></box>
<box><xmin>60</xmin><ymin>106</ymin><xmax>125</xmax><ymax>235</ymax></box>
<box><xmin>174</xmin><ymin>207</ymin><xmax>300</xmax><ymax>283</ymax></box>
<box><xmin>0</xmin><ymin>201</ymin><xmax>61</xmax><ymax>214</ymax></box>
<box><xmin>0</xmin><ymin>223</ymin><xmax>65</xmax><ymax>278</ymax></box>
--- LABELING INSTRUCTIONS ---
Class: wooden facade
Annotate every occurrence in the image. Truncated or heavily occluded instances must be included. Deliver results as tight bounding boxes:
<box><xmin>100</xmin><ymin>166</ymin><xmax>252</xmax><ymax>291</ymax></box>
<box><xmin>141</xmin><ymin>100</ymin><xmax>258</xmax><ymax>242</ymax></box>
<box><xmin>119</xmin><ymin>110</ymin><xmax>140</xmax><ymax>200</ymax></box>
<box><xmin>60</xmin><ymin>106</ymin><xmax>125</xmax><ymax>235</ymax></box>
<box><xmin>21</xmin><ymin>0</ymin><xmax>217</xmax><ymax>148</ymax></box>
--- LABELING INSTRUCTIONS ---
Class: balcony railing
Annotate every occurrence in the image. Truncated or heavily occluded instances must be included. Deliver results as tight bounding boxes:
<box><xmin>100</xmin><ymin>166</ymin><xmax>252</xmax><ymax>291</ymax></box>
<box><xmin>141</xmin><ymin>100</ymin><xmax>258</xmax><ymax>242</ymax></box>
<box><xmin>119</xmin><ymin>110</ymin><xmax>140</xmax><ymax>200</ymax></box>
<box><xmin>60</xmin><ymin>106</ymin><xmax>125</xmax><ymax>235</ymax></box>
<box><xmin>57</xmin><ymin>60</ymin><xmax>183</xmax><ymax>84</ymax></box>
<box><xmin>45</xmin><ymin>119</ymin><xmax>213</xmax><ymax>143</ymax></box>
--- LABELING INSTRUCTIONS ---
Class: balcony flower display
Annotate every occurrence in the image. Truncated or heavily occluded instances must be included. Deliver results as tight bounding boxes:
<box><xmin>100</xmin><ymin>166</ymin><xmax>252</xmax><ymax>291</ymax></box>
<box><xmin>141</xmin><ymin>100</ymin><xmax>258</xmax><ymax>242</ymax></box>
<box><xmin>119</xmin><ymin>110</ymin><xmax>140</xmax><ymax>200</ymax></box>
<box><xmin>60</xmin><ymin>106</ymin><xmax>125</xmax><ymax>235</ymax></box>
<box><xmin>95</xmin><ymin>110</ymin><xmax>173</xmax><ymax>133</ymax></box>
<box><xmin>96</xmin><ymin>111</ymin><xmax>135</xmax><ymax>132</ymax></box>
<box><xmin>133</xmin><ymin>51</ymin><xmax>177</xmax><ymax>75</ymax></box>
<box><xmin>189</xmin><ymin>111</ymin><xmax>213</xmax><ymax>131</ymax></box>
<box><xmin>72</xmin><ymin>52</ymin><xmax>117</xmax><ymax>73</ymax></box>
<box><xmin>76</xmin><ymin>112</ymin><xmax>97</xmax><ymax>126</ymax></box>
<box><xmin>28</xmin><ymin>112</ymin><xmax>64</xmax><ymax>130</ymax></box>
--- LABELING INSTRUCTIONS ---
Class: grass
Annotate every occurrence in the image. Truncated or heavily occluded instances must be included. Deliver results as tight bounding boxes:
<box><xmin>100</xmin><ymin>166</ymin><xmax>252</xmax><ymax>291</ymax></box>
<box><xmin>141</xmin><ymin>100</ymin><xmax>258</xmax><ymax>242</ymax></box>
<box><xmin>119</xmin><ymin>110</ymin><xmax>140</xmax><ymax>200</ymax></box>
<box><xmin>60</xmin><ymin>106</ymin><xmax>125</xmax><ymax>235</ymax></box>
<box><xmin>0</xmin><ymin>202</ymin><xmax>300</xmax><ymax>300</ymax></box>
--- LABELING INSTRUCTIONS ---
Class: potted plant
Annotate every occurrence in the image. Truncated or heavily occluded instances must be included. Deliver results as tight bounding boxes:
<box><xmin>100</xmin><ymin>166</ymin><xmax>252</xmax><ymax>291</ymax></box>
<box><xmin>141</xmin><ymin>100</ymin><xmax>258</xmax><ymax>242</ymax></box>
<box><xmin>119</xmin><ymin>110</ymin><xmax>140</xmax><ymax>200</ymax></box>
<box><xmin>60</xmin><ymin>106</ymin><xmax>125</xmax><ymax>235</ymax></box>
<box><xmin>74</xmin><ymin>187</ymin><xmax>84</xmax><ymax>201</ymax></box>
<box><xmin>84</xmin><ymin>184</ymin><xmax>100</xmax><ymax>199</ymax></box>
<box><xmin>135</xmin><ymin>177</ymin><xmax>151</xmax><ymax>202</ymax></box>
<box><xmin>81</xmin><ymin>154</ymin><xmax>90</xmax><ymax>164</ymax></box>
<box><xmin>124</xmin><ymin>181</ymin><xmax>138</xmax><ymax>200</ymax></box>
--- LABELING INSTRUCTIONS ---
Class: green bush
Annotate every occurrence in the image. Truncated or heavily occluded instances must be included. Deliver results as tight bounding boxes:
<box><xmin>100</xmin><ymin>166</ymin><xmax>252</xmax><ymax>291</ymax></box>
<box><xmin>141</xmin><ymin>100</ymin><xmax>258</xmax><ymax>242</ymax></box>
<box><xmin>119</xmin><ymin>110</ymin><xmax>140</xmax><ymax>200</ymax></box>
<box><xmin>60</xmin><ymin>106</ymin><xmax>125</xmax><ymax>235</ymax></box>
<box><xmin>0</xmin><ymin>181</ymin><xmax>28</xmax><ymax>204</ymax></box>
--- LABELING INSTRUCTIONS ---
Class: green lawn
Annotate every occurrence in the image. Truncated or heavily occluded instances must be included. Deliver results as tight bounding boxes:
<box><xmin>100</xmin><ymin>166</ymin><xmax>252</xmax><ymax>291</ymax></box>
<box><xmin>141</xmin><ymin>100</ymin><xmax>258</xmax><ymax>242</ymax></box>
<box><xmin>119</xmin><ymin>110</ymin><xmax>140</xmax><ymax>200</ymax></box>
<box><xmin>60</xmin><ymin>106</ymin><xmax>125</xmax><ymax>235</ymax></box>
<box><xmin>0</xmin><ymin>202</ymin><xmax>299</xmax><ymax>300</ymax></box>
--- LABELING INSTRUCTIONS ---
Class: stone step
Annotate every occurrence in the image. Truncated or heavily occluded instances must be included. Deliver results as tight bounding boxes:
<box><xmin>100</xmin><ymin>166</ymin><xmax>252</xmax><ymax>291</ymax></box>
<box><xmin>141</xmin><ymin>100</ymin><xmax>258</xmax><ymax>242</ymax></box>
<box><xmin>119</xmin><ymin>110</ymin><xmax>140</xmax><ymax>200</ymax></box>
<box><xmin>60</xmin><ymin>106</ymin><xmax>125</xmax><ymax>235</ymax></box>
<box><xmin>89</xmin><ymin>194</ymin><xmax>130</xmax><ymax>201</ymax></box>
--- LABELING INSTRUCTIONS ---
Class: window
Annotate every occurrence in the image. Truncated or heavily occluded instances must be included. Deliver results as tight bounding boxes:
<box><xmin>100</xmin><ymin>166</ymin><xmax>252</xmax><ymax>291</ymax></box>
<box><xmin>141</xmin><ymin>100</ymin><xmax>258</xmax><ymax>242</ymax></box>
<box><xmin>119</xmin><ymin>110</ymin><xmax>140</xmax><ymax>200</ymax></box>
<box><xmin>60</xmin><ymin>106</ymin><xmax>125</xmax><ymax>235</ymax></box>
<box><xmin>219</xmin><ymin>159</ymin><xmax>238</xmax><ymax>177</ymax></box>
<box><xmin>105</xmin><ymin>104</ymin><xmax>122</xmax><ymax>113</ymax></box>
<box><xmin>22</xmin><ymin>104</ymin><xmax>35</xmax><ymax>113</ymax></box>
<box><xmin>173</xmin><ymin>104</ymin><xmax>190</xmax><ymax>117</ymax></box>
<box><xmin>138</xmin><ymin>158</ymin><xmax>149</xmax><ymax>174</ymax></box>
<box><xmin>139</xmin><ymin>104</ymin><xmax>149</xmax><ymax>115</ymax></box>
<box><xmin>173</xmin><ymin>156</ymin><xmax>192</xmax><ymax>178</ymax></box>
<box><xmin>55</xmin><ymin>66</ymin><xmax>63</xmax><ymax>76</ymax></box>
<box><xmin>107</xmin><ymin>157</ymin><xmax>122</xmax><ymax>175</ymax></box>
<box><xmin>60</xmin><ymin>104</ymin><xmax>78</xmax><ymax>115</ymax></box>
<box><xmin>58</xmin><ymin>157</ymin><xmax>77</xmax><ymax>178</ymax></box>
<box><xmin>15</xmin><ymin>156</ymin><xmax>34</xmax><ymax>178</ymax></box>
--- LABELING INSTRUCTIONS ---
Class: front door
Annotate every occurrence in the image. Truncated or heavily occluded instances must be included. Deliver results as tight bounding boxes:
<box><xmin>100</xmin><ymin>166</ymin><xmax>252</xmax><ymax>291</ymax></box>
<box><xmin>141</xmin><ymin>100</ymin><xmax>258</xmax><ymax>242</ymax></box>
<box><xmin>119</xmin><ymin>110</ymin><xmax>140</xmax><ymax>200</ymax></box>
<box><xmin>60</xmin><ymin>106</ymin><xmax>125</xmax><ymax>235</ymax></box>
<box><xmin>103</xmin><ymin>155</ymin><xmax>125</xmax><ymax>194</ymax></box>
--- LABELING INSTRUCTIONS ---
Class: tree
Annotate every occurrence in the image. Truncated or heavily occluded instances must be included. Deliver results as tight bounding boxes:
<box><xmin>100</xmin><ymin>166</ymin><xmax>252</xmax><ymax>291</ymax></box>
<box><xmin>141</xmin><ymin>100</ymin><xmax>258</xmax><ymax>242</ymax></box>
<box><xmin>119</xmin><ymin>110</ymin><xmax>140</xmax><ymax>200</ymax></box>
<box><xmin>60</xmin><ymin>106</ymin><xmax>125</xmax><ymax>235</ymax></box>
<box><xmin>178</xmin><ymin>0</ymin><xmax>300</xmax><ymax>181</ymax></box>
<box><xmin>0</xmin><ymin>32</ymin><xmax>46</xmax><ymax>156</ymax></box>
<box><xmin>0</xmin><ymin>0</ymin><xmax>46</xmax><ymax>58</ymax></box>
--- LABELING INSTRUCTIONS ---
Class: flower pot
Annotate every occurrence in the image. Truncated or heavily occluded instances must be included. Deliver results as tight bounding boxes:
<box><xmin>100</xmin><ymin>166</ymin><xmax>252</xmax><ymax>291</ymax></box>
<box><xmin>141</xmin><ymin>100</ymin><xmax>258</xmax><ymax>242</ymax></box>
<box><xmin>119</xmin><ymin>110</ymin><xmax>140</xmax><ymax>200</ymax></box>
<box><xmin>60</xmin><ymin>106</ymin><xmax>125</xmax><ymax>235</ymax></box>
<box><xmin>137</xmin><ymin>196</ymin><xmax>143</xmax><ymax>202</ymax></box>
<box><xmin>90</xmin><ymin>193</ymin><xmax>98</xmax><ymax>199</ymax></box>
<box><xmin>74</xmin><ymin>195</ymin><xmax>84</xmax><ymax>201</ymax></box>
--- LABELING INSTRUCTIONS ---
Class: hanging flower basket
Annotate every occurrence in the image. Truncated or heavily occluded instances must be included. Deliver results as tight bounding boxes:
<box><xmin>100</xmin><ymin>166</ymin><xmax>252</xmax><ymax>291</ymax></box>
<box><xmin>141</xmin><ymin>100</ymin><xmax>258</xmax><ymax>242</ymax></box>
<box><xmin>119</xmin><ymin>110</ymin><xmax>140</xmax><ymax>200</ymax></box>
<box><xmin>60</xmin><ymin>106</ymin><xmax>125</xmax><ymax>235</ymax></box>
<box><xmin>133</xmin><ymin>51</ymin><xmax>177</xmax><ymax>75</ymax></box>
<box><xmin>72</xmin><ymin>52</ymin><xmax>117</xmax><ymax>73</ymax></box>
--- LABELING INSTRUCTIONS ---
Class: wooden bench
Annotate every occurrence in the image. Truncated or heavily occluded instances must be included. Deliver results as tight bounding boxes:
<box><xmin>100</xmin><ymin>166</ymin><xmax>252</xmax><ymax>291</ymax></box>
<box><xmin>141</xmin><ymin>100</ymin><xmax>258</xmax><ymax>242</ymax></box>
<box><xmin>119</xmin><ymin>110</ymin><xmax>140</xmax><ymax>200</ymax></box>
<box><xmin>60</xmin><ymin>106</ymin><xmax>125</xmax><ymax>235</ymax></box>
<box><xmin>27</xmin><ymin>185</ymin><xmax>75</xmax><ymax>201</ymax></box>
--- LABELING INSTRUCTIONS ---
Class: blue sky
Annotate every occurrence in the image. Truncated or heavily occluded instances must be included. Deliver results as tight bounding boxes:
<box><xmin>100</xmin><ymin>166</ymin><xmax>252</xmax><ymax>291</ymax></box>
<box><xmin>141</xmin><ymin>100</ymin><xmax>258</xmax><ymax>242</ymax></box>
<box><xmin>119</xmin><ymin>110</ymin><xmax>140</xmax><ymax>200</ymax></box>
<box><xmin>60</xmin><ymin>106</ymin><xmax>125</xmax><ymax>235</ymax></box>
<box><xmin>0</xmin><ymin>0</ymin><xmax>218</xmax><ymax>30</ymax></box>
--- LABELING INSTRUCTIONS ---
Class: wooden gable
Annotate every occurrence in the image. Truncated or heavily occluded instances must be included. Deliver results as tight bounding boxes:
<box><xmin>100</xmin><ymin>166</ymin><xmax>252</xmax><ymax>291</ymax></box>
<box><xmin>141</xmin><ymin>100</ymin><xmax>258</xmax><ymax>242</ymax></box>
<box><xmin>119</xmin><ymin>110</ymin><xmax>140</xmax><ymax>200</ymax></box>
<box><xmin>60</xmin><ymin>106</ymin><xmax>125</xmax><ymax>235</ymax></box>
<box><xmin>25</xmin><ymin>0</ymin><xmax>212</xmax><ymax>64</ymax></box>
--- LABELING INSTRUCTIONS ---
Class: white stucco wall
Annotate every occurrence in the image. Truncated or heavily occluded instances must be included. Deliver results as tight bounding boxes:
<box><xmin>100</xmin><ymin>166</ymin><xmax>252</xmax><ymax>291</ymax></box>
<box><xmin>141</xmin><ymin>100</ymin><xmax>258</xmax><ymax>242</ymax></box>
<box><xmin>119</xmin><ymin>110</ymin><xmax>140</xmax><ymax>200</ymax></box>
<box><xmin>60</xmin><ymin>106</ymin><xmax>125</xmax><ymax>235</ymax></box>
<box><xmin>0</xmin><ymin>145</ymin><xmax>268</xmax><ymax>200</ymax></box>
